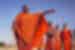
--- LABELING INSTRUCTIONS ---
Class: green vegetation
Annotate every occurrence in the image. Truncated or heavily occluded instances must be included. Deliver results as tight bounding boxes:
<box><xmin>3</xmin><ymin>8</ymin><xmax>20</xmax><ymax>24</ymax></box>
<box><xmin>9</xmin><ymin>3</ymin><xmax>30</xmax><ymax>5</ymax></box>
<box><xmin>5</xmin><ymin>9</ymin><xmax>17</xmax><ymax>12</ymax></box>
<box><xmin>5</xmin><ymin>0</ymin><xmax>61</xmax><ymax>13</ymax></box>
<box><xmin>0</xmin><ymin>42</ymin><xmax>5</xmax><ymax>47</ymax></box>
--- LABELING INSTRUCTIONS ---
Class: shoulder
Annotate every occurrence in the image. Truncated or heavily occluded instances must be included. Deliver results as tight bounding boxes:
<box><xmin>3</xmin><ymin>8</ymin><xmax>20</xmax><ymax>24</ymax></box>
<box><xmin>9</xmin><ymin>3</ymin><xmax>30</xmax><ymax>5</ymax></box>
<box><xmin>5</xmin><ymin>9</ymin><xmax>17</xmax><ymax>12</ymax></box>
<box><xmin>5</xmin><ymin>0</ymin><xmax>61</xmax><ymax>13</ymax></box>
<box><xmin>33</xmin><ymin>11</ymin><xmax>43</xmax><ymax>16</ymax></box>
<box><xmin>16</xmin><ymin>12</ymin><xmax>25</xmax><ymax>19</ymax></box>
<box><xmin>16</xmin><ymin>12</ymin><xmax>23</xmax><ymax>17</ymax></box>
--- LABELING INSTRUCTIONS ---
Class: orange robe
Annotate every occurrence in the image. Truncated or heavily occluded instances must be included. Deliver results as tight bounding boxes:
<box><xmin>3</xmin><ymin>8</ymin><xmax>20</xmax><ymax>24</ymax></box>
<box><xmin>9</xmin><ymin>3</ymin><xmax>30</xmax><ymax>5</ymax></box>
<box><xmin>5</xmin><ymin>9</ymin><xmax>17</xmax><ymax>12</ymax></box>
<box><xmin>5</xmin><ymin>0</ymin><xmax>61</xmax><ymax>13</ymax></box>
<box><xmin>45</xmin><ymin>27</ymin><xmax>54</xmax><ymax>50</ymax></box>
<box><xmin>46</xmin><ymin>33</ymin><xmax>53</xmax><ymax>50</ymax></box>
<box><xmin>61</xmin><ymin>29</ymin><xmax>72</xmax><ymax>50</ymax></box>
<box><xmin>13</xmin><ymin>12</ymin><xmax>48</xmax><ymax>50</ymax></box>
<box><xmin>54</xmin><ymin>30</ymin><xmax>61</xmax><ymax>50</ymax></box>
<box><xmin>32</xmin><ymin>15</ymin><xmax>48</xmax><ymax>48</ymax></box>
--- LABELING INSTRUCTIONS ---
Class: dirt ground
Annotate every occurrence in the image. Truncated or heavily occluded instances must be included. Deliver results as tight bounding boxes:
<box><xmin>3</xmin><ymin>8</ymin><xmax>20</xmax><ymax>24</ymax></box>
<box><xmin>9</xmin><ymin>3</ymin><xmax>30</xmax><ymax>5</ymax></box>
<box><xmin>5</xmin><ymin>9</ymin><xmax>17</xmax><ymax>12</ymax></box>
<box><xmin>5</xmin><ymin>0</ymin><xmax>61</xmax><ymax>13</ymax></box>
<box><xmin>0</xmin><ymin>46</ymin><xmax>75</xmax><ymax>50</ymax></box>
<box><xmin>0</xmin><ymin>40</ymin><xmax>75</xmax><ymax>50</ymax></box>
<box><xmin>0</xmin><ymin>47</ymin><xmax>17</xmax><ymax>50</ymax></box>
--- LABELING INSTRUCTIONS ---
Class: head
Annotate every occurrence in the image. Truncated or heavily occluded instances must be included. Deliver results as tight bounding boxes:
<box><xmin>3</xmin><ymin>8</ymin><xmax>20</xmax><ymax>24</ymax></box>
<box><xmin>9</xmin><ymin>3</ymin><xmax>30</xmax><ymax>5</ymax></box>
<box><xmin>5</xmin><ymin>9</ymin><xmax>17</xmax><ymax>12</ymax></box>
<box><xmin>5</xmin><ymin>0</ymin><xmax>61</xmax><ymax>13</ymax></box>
<box><xmin>22</xmin><ymin>5</ymin><xmax>29</xmax><ymax>13</ymax></box>
<box><xmin>48</xmin><ymin>21</ymin><xmax>53</xmax><ymax>27</ymax></box>
<box><xmin>55</xmin><ymin>24</ymin><xmax>59</xmax><ymax>30</ymax></box>
<box><xmin>48</xmin><ymin>21</ymin><xmax>53</xmax><ymax>32</ymax></box>
<box><xmin>63</xmin><ymin>23</ymin><xmax>68</xmax><ymax>30</ymax></box>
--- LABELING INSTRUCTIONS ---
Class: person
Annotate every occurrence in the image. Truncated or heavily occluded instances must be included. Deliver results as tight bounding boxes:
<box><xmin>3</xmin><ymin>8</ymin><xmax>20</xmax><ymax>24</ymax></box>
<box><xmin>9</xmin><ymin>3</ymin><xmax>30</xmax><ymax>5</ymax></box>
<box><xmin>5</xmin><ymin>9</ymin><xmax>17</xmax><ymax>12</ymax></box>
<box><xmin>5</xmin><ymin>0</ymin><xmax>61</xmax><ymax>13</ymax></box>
<box><xmin>12</xmin><ymin>5</ymin><xmax>55</xmax><ymax>50</ymax></box>
<box><xmin>45</xmin><ymin>22</ymin><xmax>54</xmax><ymax>50</ymax></box>
<box><xmin>53</xmin><ymin>25</ymin><xmax>61</xmax><ymax>50</ymax></box>
<box><xmin>61</xmin><ymin>23</ymin><xmax>72</xmax><ymax>50</ymax></box>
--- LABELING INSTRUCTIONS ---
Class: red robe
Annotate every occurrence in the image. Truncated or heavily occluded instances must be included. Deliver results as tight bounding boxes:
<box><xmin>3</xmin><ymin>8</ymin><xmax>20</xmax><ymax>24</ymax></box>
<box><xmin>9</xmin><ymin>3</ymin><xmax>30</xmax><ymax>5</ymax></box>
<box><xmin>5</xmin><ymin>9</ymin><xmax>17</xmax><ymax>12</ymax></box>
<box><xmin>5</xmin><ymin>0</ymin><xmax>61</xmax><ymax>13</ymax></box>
<box><xmin>32</xmin><ymin>15</ymin><xmax>48</xmax><ymax>48</ymax></box>
<box><xmin>61</xmin><ymin>29</ymin><xmax>72</xmax><ymax>50</ymax></box>
<box><xmin>13</xmin><ymin>12</ymin><xmax>48</xmax><ymax>50</ymax></box>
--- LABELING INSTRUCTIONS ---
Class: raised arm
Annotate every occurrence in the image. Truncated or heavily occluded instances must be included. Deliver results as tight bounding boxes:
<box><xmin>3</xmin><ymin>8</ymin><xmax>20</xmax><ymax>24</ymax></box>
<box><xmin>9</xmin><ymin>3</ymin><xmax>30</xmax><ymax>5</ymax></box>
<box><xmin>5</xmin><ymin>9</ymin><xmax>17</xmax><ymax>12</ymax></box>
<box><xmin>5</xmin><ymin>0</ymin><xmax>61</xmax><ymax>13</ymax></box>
<box><xmin>34</xmin><ymin>8</ymin><xmax>55</xmax><ymax>17</ymax></box>
<box><xmin>41</xmin><ymin>9</ymin><xmax>55</xmax><ymax>15</ymax></box>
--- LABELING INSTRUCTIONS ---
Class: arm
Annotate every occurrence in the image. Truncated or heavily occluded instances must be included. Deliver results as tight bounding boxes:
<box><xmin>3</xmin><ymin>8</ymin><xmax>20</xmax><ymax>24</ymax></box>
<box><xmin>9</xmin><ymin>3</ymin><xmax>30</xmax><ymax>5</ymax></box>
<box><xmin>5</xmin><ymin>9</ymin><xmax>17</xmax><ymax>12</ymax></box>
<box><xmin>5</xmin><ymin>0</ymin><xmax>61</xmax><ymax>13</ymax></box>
<box><xmin>12</xmin><ymin>19</ymin><xmax>23</xmax><ymax>41</ymax></box>
<box><xmin>12</xmin><ymin>21</ymin><xmax>21</xmax><ymax>34</ymax></box>
<box><xmin>12</xmin><ymin>14</ymin><xmax>21</xmax><ymax>34</ymax></box>
<box><xmin>35</xmin><ymin>8</ymin><xmax>55</xmax><ymax>17</ymax></box>
<box><xmin>41</xmin><ymin>9</ymin><xmax>55</xmax><ymax>15</ymax></box>
<box><xmin>12</xmin><ymin>20</ymin><xmax>28</xmax><ymax>44</ymax></box>
<box><xmin>12</xmin><ymin>14</ymin><xmax>25</xmax><ymax>42</ymax></box>
<box><xmin>69</xmin><ymin>30</ymin><xmax>72</xmax><ymax>38</ymax></box>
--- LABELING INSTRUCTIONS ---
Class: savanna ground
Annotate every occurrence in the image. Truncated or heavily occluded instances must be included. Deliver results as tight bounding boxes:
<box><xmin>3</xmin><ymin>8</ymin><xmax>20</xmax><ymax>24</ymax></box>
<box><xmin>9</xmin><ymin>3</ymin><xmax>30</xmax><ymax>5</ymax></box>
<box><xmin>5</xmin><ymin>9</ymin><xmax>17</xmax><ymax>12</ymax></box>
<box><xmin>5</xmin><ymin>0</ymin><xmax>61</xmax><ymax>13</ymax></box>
<box><xmin>0</xmin><ymin>40</ymin><xmax>75</xmax><ymax>50</ymax></box>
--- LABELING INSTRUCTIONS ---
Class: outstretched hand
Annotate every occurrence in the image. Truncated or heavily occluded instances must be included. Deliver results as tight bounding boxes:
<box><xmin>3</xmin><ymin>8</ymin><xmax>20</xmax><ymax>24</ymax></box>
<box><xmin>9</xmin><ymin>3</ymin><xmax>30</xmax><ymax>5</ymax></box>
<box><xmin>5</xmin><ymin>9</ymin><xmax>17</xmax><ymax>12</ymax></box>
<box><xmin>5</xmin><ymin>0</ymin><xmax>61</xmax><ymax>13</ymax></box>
<box><xmin>43</xmin><ymin>8</ymin><xmax>55</xmax><ymax>15</ymax></box>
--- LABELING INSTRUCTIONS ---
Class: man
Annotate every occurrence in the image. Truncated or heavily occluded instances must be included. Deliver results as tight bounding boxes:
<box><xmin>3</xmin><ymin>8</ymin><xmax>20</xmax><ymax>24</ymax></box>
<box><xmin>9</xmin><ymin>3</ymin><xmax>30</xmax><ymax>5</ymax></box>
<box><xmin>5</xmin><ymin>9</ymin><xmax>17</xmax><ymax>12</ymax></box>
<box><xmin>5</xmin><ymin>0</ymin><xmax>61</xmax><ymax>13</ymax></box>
<box><xmin>53</xmin><ymin>25</ymin><xmax>61</xmax><ymax>50</ymax></box>
<box><xmin>12</xmin><ymin>5</ymin><xmax>55</xmax><ymax>50</ymax></box>
<box><xmin>61</xmin><ymin>23</ymin><xmax>72</xmax><ymax>50</ymax></box>
<box><xmin>45</xmin><ymin>22</ymin><xmax>54</xmax><ymax>50</ymax></box>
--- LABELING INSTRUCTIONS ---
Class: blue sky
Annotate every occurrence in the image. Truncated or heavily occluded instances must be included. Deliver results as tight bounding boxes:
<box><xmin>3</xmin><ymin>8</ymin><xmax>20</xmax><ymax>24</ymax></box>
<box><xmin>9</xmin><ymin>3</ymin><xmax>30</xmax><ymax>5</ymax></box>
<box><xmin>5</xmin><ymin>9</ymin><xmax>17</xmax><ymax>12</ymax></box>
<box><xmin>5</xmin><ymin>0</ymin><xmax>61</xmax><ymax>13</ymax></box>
<box><xmin>0</xmin><ymin>0</ymin><xmax>75</xmax><ymax>44</ymax></box>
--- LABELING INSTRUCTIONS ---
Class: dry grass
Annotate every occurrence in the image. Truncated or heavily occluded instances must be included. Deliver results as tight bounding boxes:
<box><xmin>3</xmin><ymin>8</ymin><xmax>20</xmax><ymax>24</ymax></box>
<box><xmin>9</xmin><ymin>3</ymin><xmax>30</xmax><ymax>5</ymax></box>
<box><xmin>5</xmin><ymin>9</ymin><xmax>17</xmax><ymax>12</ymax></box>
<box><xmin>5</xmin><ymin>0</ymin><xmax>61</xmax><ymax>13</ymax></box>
<box><xmin>0</xmin><ymin>47</ymin><xmax>17</xmax><ymax>50</ymax></box>
<box><xmin>0</xmin><ymin>40</ymin><xmax>75</xmax><ymax>50</ymax></box>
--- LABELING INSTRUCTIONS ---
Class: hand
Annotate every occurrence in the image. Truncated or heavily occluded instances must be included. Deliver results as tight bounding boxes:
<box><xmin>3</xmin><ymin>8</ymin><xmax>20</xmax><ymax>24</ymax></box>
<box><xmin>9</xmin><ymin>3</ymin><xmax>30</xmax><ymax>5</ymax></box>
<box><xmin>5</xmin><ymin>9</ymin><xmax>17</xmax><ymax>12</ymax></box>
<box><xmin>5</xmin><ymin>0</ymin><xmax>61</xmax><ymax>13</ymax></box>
<box><xmin>43</xmin><ymin>8</ymin><xmax>55</xmax><ymax>15</ymax></box>
<box><xmin>48</xmin><ymin>8</ymin><xmax>55</xmax><ymax>13</ymax></box>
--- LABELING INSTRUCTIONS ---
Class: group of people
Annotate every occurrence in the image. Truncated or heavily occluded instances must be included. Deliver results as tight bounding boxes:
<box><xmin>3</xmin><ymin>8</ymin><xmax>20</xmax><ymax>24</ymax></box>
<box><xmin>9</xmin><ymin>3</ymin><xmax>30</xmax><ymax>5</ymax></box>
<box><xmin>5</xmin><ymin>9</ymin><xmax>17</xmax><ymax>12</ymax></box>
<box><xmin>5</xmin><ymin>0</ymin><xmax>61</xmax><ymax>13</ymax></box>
<box><xmin>45</xmin><ymin>22</ymin><xmax>72</xmax><ymax>50</ymax></box>
<box><xmin>12</xmin><ymin>5</ymin><xmax>72</xmax><ymax>50</ymax></box>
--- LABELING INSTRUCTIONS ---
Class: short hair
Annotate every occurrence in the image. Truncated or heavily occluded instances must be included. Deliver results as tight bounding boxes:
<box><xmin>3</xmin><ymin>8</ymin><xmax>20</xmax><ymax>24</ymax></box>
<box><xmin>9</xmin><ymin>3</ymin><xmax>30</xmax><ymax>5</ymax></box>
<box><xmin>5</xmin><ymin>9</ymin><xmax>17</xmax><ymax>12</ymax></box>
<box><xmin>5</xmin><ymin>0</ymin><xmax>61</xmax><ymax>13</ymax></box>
<box><xmin>22</xmin><ymin>5</ymin><xmax>29</xmax><ymax>9</ymax></box>
<box><xmin>63</xmin><ymin>23</ymin><xmax>68</xmax><ymax>27</ymax></box>
<box><xmin>48</xmin><ymin>21</ymin><xmax>52</xmax><ymax>26</ymax></box>
<box><xmin>56</xmin><ymin>24</ymin><xmax>59</xmax><ymax>29</ymax></box>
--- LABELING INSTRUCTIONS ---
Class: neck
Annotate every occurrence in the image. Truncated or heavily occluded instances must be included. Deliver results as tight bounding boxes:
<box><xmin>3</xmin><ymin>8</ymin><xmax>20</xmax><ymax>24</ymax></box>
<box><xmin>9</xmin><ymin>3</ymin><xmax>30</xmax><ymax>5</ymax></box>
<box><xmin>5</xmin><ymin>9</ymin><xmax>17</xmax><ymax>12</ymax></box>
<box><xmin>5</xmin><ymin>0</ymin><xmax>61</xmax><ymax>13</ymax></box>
<box><xmin>23</xmin><ymin>11</ymin><xmax>28</xmax><ymax>13</ymax></box>
<box><xmin>63</xmin><ymin>28</ymin><xmax>69</xmax><ymax>31</ymax></box>
<box><xmin>22</xmin><ymin>10</ymin><xmax>29</xmax><ymax>13</ymax></box>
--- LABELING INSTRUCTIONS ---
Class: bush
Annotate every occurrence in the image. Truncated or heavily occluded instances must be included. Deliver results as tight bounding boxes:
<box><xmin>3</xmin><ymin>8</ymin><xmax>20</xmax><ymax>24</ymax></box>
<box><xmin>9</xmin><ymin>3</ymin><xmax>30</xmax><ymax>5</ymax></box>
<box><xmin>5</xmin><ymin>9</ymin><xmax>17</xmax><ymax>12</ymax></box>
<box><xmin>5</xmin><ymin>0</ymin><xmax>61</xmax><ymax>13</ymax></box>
<box><xmin>0</xmin><ymin>42</ymin><xmax>5</xmax><ymax>47</ymax></box>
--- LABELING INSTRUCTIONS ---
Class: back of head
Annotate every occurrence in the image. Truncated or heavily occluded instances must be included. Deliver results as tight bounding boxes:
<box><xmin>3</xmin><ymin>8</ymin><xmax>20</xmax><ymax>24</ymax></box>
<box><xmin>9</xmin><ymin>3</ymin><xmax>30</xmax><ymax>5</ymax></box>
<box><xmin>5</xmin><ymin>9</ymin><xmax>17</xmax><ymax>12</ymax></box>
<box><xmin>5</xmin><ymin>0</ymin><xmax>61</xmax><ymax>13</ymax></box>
<box><xmin>55</xmin><ymin>24</ymin><xmax>59</xmax><ymax>30</ymax></box>
<box><xmin>63</xmin><ymin>23</ymin><xmax>68</xmax><ymax>30</ymax></box>
<box><xmin>48</xmin><ymin>21</ymin><xmax>53</xmax><ymax>27</ymax></box>
<box><xmin>22</xmin><ymin>5</ymin><xmax>29</xmax><ymax>13</ymax></box>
